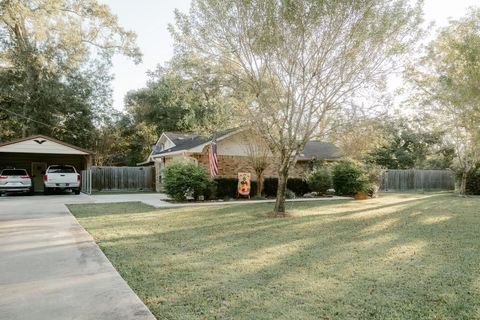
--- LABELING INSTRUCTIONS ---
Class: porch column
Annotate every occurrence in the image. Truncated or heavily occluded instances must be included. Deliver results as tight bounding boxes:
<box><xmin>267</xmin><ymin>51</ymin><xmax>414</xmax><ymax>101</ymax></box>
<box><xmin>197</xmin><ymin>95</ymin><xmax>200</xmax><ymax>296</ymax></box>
<box><xmin>154</xmin><ymin>159</ymin><xmax>163</xmax><ymax>193</ymax></box>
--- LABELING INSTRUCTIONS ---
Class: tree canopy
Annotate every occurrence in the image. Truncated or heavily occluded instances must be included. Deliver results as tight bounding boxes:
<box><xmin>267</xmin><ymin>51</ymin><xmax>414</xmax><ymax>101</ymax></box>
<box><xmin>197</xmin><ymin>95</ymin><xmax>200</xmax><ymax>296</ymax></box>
<box><xmin>0</xmin><ymin>0</ymin><xmax>141</xmax><ymax>146</ymax></box>
<box><xmin>407</xmin><ymin>8</ymin><xmax>480</xmax><ymax>194</ymax></box>
<box><xmin>171</xmin><ymin>0</ymin><xmax>423</xmax><ymax>212</ymax></box>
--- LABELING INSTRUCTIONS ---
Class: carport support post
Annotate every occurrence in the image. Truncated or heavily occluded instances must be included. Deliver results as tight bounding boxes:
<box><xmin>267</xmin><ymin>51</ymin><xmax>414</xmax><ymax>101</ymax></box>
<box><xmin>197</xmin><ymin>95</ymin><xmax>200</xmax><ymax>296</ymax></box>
<box><xmin>154</xmin><ymin>160</ymin><xmax>162</xmax><ymax>193</ymax></box>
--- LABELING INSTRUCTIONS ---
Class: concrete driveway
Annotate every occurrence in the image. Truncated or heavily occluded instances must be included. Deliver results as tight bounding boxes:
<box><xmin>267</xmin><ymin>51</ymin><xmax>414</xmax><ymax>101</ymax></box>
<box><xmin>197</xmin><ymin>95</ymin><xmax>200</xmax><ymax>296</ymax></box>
<box><xmin>0</xmin><ymin>194</ymin><xmax>156</xmax><ymax>320</ymax></box>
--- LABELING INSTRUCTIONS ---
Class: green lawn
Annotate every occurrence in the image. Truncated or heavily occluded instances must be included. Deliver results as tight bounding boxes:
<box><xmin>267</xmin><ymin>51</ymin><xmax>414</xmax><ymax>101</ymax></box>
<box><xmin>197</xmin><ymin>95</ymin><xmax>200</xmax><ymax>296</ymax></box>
<box><xmin>67</xmin><ymin>193</ymin><xmax>480</xmax><ymax>320</ymax></box>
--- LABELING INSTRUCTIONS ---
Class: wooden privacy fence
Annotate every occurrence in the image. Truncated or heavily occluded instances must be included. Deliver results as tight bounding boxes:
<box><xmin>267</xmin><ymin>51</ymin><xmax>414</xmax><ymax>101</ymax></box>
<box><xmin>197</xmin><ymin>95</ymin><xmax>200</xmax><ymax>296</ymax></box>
<box><xmin>81</xmin><ymin>166</ymin><xmax>154</xmax><ymax>194</ymax></box>
<box><xmin>81</xmin><ymin>169</ymin><xmax>92</xmax><ymax>194</ymax></box>
<box><xmin>381</xmin><ymin>169</ymin><xmax>455</xmax><ymax>192</ymax></box>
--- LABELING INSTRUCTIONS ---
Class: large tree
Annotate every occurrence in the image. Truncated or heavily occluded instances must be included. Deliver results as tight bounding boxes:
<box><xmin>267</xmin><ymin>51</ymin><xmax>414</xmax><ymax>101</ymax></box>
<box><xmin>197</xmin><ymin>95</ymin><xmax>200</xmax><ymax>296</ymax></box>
<box><xmin>125</xmin><ymin>55</ymin><xmax>240</xmax><ymax>136</ymax></box>
<box><xmin>366</xmin><ymin>119</ymin><xmax>454</xmax><ymax>169</ymax></box>
<box><xmin>121</xmin><ymin>54</ymin><xmax>242</xmax><ymax>165</ymax></box>
<box><xmin>171</xmin><ymin>0</ymin><xmax>423</xmax><ymax>213</ymax></box>
<box><xmin>407</xmin><ymin>8</ymin><xmax>480</xmax><ymax>194</ymax></box>
<box><xmin>0</xmin><ymin>0</ymin><xmax>140</xmax><ymax>146</ymax></box>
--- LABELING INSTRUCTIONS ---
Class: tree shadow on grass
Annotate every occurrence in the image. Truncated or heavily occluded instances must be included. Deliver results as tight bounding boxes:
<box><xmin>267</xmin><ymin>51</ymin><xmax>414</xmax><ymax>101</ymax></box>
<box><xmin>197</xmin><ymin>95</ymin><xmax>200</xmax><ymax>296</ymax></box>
<box><xmin>78</xmin><ymin>193</ymin><xmax>480</xmax><ymax>319</ymax></box>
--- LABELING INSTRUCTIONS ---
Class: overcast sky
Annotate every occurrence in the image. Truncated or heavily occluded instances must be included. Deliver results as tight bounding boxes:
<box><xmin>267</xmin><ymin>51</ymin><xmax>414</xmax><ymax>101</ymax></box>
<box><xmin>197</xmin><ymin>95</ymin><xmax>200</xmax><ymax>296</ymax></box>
<box><xmin>100</xmin><ymin>0</ymin><xmax>479</xmax><ymax>111</ymax></box>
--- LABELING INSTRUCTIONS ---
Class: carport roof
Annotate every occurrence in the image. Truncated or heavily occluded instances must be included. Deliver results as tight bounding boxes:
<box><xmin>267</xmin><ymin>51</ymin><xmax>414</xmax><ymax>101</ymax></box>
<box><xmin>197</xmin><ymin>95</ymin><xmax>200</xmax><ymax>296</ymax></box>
<box><xmin>0</xmin><ymin>135</ymin><xmax>93</xmax><ymax>155</ymax></box>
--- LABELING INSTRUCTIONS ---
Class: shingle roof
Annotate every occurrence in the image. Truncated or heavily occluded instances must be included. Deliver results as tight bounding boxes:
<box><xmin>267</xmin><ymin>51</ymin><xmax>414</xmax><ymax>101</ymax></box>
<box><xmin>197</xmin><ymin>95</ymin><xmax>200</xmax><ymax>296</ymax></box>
<box><xmin>164</xmin><ymin>132</ymin><xmax>199</xmax><ymax>145</ymax></box>
<box><xmin>298</xmin><ymin>141</ymin><xmax>342</xmax><ymax>161</ymax></box>
<box><xmin>154</xmin><ymin>128</ymin><xmax>239</xmax><ymax>156</ymax></box>
<box><xmin>154</xmin><ymin>129</ymin><xmax>341</xmax><ymax>160</ymax></box>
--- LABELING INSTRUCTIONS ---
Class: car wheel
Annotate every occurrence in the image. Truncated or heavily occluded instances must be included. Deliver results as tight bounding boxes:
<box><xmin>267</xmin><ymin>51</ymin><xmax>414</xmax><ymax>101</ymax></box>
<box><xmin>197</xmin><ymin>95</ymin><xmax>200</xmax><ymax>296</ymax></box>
<box><xmin>44</xmin><ymin>188</ymin><xmax>50</xmax><ymax>195</ymax></box>
<box><xmin>74</xmin><ymin>189</ymin><xmax>80</xmax><ymax>195</ymax></box>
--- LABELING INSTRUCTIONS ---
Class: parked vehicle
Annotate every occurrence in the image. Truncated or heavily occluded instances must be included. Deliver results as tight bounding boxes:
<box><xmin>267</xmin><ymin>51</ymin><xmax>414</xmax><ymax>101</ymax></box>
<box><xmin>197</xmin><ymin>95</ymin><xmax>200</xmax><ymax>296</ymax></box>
<box><xmin>0</xmin><ymin>169</ymin><xmax>34</xmax><ymax>195</ymax></box>
<box><xmin>43</xmin><ymin>165</ymin><xmax>81</xmax><ymax>195</ymax></box>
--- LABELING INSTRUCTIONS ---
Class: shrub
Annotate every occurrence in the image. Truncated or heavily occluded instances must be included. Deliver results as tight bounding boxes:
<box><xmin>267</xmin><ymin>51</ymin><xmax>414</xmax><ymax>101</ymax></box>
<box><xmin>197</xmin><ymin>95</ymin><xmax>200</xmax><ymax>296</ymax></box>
<box><xmin>331</xmin><ymin>160</ymin><xmax>369</xmax><ymax>196</ymax></box>
<box><xmin>163</xmin><ymin>161</ymin><xmax>212</xmax><ymax>201</ymax></box>
<box><xmin>287</xmin><ymin>178</ymin><xmax>311</xmax><ymax>196</ymax></box>
<box><xmin>250</xmin><ymin>180</ymin><xmax>258</xmax><ymax>197</ymax></box>
<box><xmin>466</xmin><ymin>166</ymin><xmax>480</xmax><ymax>195</ymax></box>
<box><xmin>263</xmin><ymin>177</ymin><xmax>278</xmax><ymax>197</ymax></box>
<box><xmin>213</xmin><ymin>177</ymin><xmax>258</xmax><ymax>198</ymax></box>
<box><xmin>263</xmin><ymin>177</ymin><xmax>311</xmax><ymax>197</ymax></box>
<box><xmin>304</xmin><ymin>167</ymin><xmax>332</xmax><ymax>195</ymax></box>
<box><xmin>203</xmin><ymin>181</ymin><xmax>218</xmax><ymax>200</ymax></box>
<box><xmin>285</xmin><ymin>189</ymin><xmax>296</xmax><ymax>199</ymax></box>
<box><xmin>214</xmin><ymin>178</ymin><xmax>238</xmax><ymax>199</ymax></box>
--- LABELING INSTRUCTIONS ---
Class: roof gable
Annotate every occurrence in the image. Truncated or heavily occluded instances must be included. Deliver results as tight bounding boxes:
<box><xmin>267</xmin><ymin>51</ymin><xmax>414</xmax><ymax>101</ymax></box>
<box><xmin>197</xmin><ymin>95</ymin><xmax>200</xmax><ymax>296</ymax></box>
<box><xmin>152</xmin><ymin>128</ymin><xmax>241</xmax><ymax>156</ymax></box>
<box><xmin>164</xmin><ymin>132</ymin><xmax>198</xmax><ymax>145</ymax></box>
<box><xmin>0</xmin><ymin>135</ymin><xmax>92</xmax><ymax>155</ymax></box>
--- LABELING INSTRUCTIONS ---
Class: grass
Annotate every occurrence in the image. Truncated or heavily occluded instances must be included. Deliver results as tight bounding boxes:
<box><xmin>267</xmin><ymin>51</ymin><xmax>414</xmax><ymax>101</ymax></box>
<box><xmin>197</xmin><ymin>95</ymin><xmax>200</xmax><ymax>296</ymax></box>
<box><xmin>67</xmin><ymin>193</ymin><xmax>480</xmax><ymax>320</ymax></box>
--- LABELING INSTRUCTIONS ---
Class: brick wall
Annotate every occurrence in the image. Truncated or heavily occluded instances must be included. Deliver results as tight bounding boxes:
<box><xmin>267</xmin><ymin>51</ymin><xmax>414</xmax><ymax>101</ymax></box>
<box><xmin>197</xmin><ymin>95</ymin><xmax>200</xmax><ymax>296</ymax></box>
<box><xmin>192</xmin><ymin>152</ymin><xmax>308</xmax><ymax>179</ymax></box>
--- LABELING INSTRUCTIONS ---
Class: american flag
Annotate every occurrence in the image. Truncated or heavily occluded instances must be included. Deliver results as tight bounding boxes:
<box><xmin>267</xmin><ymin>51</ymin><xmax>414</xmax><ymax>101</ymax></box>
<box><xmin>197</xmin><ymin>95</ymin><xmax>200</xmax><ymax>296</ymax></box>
<box><xmin>208</xmin><ymin>139</ymin><xmax>219</xmax><ymax>178</ymax></box>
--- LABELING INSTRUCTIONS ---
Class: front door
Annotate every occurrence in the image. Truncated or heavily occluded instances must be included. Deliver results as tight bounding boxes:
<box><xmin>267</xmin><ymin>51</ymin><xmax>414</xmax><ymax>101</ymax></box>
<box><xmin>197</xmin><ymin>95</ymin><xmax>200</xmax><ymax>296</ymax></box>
<box><xmin>31</xmin><ymin>162</ymin><xmax>47</xmax><ymax>192</ymax></box>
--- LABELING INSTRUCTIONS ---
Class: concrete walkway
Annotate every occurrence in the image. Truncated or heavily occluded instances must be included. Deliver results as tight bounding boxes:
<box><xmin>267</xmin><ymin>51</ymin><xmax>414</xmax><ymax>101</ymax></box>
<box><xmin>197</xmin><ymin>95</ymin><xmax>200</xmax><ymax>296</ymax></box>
<box><xmin>0</xmin><ymin>195</ymin><xmax>156</xmax><ymax>320</ymax></box>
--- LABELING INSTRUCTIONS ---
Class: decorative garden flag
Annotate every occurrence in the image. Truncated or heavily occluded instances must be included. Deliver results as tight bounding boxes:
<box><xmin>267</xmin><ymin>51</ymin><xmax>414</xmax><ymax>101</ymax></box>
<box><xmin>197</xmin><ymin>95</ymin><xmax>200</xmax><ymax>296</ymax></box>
<box><xmin>238</xmin><ymin>172</ymin><xmax>251</xmax><ymax>196</ymax></box>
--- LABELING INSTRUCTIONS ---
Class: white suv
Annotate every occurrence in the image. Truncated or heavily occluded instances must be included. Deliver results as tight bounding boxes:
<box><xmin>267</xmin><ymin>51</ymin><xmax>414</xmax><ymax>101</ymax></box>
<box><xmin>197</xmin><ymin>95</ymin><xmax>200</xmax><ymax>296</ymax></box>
<box><xmin>0</xmin><ymin>169</ymin><xmax>34</xmax><ymax>196</ymax></box>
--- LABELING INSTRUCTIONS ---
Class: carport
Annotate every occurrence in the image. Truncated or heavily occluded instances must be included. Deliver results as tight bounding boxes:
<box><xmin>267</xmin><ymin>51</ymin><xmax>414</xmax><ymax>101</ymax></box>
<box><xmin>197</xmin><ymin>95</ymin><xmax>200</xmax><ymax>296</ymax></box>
<box><xmin>0</xmin><ymin>135</ymin><xmax>92</xmax><ymax>192</ymax></box>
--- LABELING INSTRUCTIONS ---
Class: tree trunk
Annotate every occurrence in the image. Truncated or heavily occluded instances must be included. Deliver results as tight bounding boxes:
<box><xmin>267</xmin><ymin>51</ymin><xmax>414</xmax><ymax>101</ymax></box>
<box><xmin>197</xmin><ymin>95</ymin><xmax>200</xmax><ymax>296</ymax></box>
<box><xmin>274</xmin><ymin>169</ymin><xmax>288</xmax><ymax>213</ymax></box>
<box><xmin>256</xmin><ymin>170</ymin><xmax>264</xmax><ymax>196</ymax></box>
<box><xmin>459</xmin><ymin>170</ymin><xmax>468</xmax><ymax>196</ymax></box>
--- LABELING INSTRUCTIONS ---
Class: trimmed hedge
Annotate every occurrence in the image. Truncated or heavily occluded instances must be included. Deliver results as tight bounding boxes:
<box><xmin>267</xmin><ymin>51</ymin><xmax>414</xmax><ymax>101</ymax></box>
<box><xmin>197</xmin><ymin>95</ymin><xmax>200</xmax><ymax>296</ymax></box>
<box><xmin>214</xmin><ymin>177</ymin><xmax>310</xmax><ymax>198</ymax></box>
<box><xmin>263</xmin><ymin>177</ymin><xmax>311</xmax><ymax>197</ymax></box>
<box><xmin>213</xmin><ymin>178</ymin><xmax>257</xmax><ymax>198</ymax></box>
<box><xmin>214</xmin><ymin>178</ymin><xmax>238</xmax><ymax>199</ymax></box>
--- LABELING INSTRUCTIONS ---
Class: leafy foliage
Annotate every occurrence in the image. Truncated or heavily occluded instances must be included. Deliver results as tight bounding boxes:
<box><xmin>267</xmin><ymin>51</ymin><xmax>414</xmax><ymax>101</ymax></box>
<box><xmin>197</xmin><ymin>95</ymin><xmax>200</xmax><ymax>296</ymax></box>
<box><xmin>0</xmin><ymin>0</ymin><xmax>140</xmax><ymax>147</ymax></box>
<box><xmin>406</xmin><ymin>9</ymin><xmax>480</xmax><ymax>194</ymax></box>
<box><xmin>213</xmin><ymin>178</ymin><xmax>257</xmax><ymax>199</ymax></box>
<box><xmin>367</xmin><ymin>120</ymin><xmax>454</xmax><ymax>170</ymax></box>
<box><xmin>466</xmin><ymin>165</ymin><xmax>480</xmax><ymax>195</ymax></box>
<box><xmin>304</xmin><ymin>167</ymin><xmax>333</xmax><ymax>195</ymax></box>
<box><xmin>331</xmin><ymin>160</ymin><xmax>369</xmax><ymax>196</ymax></box>
<box><xmin>263</xmin><ymin>177</ymin><xmax>311</xmax><ymax>197</ymax></box>
<box><xmin>119</xmin><ymin>55</ymin><xmax>242</xmax><ymax>164</ymax></box>
<box><xmin>171</xmin><ymin>0</ymin><xmax>423</xmax><ymax>212</ymax></box>
<box><xmin>163</xmin><ymin>161</ymin><xmax>212</xmax><ymax>201</ymax></box>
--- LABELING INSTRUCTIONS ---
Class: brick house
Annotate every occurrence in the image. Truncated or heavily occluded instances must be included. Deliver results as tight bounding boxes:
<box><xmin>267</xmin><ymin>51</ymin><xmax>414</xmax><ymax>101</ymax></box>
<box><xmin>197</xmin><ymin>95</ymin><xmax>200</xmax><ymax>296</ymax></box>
<box><xmin>141</xmin><ymin>128</ymin><xmax>341</xmax><ymax>191</ymax></box>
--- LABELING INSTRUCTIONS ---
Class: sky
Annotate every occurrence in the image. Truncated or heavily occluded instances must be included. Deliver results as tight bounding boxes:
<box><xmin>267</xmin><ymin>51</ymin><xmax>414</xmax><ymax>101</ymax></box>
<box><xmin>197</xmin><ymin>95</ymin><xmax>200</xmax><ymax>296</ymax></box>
<box><xmin>101</xmin><ymin>0</ymin><xmax>480</xmax><ymax>111</ymax></box>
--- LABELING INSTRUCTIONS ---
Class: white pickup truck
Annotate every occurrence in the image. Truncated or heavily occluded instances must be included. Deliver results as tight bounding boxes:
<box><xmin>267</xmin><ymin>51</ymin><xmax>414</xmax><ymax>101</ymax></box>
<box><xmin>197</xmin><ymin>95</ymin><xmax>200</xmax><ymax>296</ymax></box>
<box><xmin>43</xmin><ymin>165</ymin><xmax>81</xmax><ymax>195</ymax></box>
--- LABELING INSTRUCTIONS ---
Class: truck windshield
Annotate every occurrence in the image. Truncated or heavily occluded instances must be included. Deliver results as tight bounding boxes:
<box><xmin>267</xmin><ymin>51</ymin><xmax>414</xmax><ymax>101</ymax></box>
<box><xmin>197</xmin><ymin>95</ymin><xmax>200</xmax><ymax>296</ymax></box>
<box><xmin>1</xmin><ymin>169</ymin><xmax>28</xmax><ymax>176</ymax></box>
<box><xmin>48</xmin><ymin>166</ymin><xmax>76</xmax><ymax>173</ymax></box>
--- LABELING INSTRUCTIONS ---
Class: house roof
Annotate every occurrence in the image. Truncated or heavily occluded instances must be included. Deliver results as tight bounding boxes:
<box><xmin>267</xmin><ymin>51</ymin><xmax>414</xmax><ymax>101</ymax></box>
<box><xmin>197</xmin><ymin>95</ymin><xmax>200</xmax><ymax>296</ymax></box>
<box><xmin>152</xmin><ymin>128</ymin><xmax>239</xmax><ymax>156</ymax></box>
<box><xmin>163</xmin><ymin>132</ymin><xmax>199</xmax><ymax>144</ymax></box>
<box><xmin>0</xmin><ymin>134</ymin><xmax>93</xmax><ymax>155</ymax></box>
<box><xmin>297</xmin><ymin>141</ymin><xmax>342</xmax><ymax>161</ymax></box>
<box><xmin>151</xmin><ymin>128</ymin><xmax>341</xmax><ymax>161</ymax></box>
